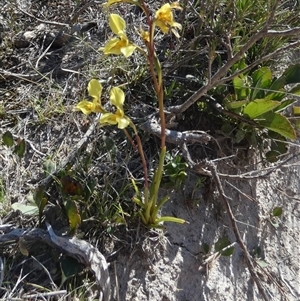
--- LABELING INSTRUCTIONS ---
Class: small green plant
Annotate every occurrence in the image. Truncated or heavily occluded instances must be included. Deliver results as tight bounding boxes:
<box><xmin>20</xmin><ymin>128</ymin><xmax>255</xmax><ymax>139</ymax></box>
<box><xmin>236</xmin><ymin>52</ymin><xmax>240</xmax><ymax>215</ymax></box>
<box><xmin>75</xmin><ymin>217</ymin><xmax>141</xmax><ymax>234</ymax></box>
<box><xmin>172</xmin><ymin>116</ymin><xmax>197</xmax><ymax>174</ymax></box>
<box><xmin>252</xmin><ymin>246</ymin><xmax>268</xmax><ymax>268</ymax></box>
<box><xmin>225</xmin><ymin>64</ymin><xmax>300</xmax><ymax>141</ymax></box>
<box><xmin>203</xmin><ymin>237</ymin><xmax>235</xmax><ymax>257</ymax></box>
<box><xmin>2</xmin><ymin>130</ymin><xmax>26</xmax><ymax>158</ymax></box>
<box><xmin>214</xmin><ymin>63</ymin><xmax>300</xmax><ymax>161</ymax></box>
<box><xmin>11</xmin><ymin>186</ymin><xmax>48</xmax><ymax>225</ymax></box>
<box><xmin>75</xmin><ymin>1</ymin><xmax>186</xmax><ymax>227</ymax></box>
<box><xmin>200</xmin><ymin>238</ymin><xmax>235</xmax><ymax>271</ymax></box>
<box><xmin>164</xmin><ymin>152</ymin><xmax>188</xmax><ymax>190</ymax></box>
<box><xmin>268</xmin><ymin>206</ymin><xmax>283</xmax><ymax>229</ymax></box>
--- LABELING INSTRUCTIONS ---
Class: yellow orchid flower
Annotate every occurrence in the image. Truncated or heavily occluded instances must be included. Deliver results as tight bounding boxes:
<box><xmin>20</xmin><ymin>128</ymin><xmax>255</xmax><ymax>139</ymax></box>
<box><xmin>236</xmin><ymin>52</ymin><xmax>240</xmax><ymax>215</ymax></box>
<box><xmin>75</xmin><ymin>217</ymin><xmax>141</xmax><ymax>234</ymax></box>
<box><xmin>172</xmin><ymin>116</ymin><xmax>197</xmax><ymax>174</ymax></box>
<box><xmin>100</xmin><ymin>87</ymin><xmax>131</xmax><ymax>129</ymax></box>
<box><xmin>154</xmin><ymin>2</ymin><xmax>182</xmax><ymax>37</ymax></box>
<box><xmin>75</xmin><ymin>79</ymin><xmax>105</xmax><ymax>115</ymax></box>
<box><xmin>140</xmin><ymin>28</ymin><xmax>150</xmax><ymax>43</ymax></box>
<box><xmin>102</xmin><ymin>14</ymin><xmax>136</xmax><ymax>58</ymax></box>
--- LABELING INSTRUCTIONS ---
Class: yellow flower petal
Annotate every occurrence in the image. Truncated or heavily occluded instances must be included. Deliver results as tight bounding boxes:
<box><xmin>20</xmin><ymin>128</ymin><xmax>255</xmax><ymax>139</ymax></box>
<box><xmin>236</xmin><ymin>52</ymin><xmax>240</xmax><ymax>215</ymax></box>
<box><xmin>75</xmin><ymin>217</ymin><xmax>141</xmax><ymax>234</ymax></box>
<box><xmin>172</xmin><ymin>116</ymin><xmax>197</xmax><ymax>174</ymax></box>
<box><xmin>140</xmin><ymin>28</ymin><xmax>150</xmax><ymax>43</ymax></box>
<box><xmin>100</xmin><ymin>113</ymin><xmax>130</xmax><ymax>129</ymax></box>
<box><xmin>75</xmin><ymin>100</ymin><xmax>103</xmax><ymax>115</ymax></box>
<box><xmin>109</xmin><ymin>14</ymin><xmax>126</xmax><ymax>35</ymax></box>
<box><xmin>103</xmin><ymin>35</ymin><xmax>136</xmax><ymax>57</ymax></box>
<box><xmin>116</xmin><ymin>116</ymin><xmax>130</xmax><ymax>129</ymax></box>
<box><xmin>121</xmin><ymin>44</ymin><xmax>137</xmax><ymax>57</ymax></box>
<box><xmin>103</xmin><ymin>37</ymin><xmax>123</xmax><ymax>55</ymax></box>
<box><xmin>154</xmin><ymin>20</ymin><xmax>169</xmax><ymax>34</ymax></box>
<box><xmin>100</xmin><ymin>112</ymin><xmax>118</xmax><ymax>125</ymax></box>
<box><xmin>88</xmin><ymin>79</ymin><xmax>103</xmax><ymax>101</ymax></box>
<box><xmin>110</xmin><ymin>87</ymin><xmax>125</xmax><ymax>109</ymax></box>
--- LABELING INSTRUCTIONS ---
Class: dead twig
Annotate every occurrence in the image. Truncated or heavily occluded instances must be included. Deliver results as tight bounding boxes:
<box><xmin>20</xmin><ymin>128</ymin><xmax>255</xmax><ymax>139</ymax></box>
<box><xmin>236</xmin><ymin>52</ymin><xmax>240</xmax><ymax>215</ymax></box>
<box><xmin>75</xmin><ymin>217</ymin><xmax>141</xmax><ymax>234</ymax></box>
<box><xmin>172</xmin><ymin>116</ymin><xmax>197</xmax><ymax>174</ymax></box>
<box><xmin>16</xmin><ymin>7</ymin><xmax>69</xmax><ymax>27</ymax></box>
<box><xmin>21</xmin><ymin>290</ymin><xmax>67</xmax><ymax>299</ymax></box>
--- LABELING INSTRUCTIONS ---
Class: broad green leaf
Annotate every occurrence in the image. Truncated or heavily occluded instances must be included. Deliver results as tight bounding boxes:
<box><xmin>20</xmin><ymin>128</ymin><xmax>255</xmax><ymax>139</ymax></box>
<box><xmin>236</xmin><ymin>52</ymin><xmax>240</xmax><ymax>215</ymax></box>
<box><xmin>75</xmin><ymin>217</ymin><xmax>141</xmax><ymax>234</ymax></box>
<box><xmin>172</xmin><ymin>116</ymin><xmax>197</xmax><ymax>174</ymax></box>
<box><xmin>273</xmin><ymin>206</ymin><xmax>283</xmax><ymax>217</ymax></box>
<box><xmin>215</xmin><ymin>237</ymin><xmax>235</xmax><ymax>256</ymax></box>
<box><xmin>283</xmin><ymin>64</ymin><xmax>300</xmax><ymax>84</ymax></box>
<box><xmin>11</xmin><ymin>203</ymin><xmax>39</xmax><ymax>215</ymax></box>
<box><xmin>250</xmin><ymin>67</ymin><xmax>272</xmax><ymax>101</ymax></box>
<box><xmin>258</xmin><ymin>112</ymin><xmax>296</xmax><ymax>140</ymax></box>
<box><xmin>65</xmin><ymin>199</ymin><xmax>81</xmax><ymax>233</ymax></box>
<box><xmin>14</xmin><ymin>139</ymin><xmax>26</xmax><ymax>158</ymax></box>
<box><xmin>266</xmin><ymin>150</ymin><xmax>281</xmax><ymax>162</ymax></box>
<box><xmin>256</xmin><ymin>259</ymin><xmax>268</xmax><ymax>268</ymax></box>
<box><xmin>2</xmin><ymin>131</ymin><xmax>14</xmax><ymax>147</ymax></box>
<box><xmin>60</xmin><ymin>256</ymin><xmax>82</xmax><ymax>286</ymax></box>
<box><xmin>243</xmin><ymin>99</ymin><xmax>280</xmax><ymax>119</ymax></box>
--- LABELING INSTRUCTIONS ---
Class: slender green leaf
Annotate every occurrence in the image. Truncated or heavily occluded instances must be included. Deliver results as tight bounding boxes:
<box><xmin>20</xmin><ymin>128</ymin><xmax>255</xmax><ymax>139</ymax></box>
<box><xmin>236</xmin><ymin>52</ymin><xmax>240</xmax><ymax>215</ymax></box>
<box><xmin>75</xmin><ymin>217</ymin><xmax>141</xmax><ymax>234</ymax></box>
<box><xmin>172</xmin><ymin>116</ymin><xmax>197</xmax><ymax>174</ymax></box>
<box><xmin>289</xmin><ymin>84</ymin><xmax>300</xmax><ymax>96</ymax></box>
<box><xmin>265</xmin><ymin>76</ymin><xmax>286</xmax><ymax>100</ymax></box>
<box><xmin>33</xmin><ymin>186</ymin><xmax>48</xmax><ymax>224</ymax></box>
<box><xmin>155</xmin><ymin>216</ymin><xmax>186</xmax><ymax>224</ymax></box>
<box><xmin>132</xmin><ymin>197</ymin><xmax>144</xmax><ymax>208</ymax></box>
<box><xmin>65</xmin><ymin>199</ymin><xmax>81</xmax><ymax>233</ymax></box>
<box><xmin>250</xmin><ymin>67</ymin><xmax>272</xmax><ymax>100</ymax></box>
<box><xmin>274</xmin><ymin>99</ymin><xmax>296</xmax><ymax>113</ymax></box>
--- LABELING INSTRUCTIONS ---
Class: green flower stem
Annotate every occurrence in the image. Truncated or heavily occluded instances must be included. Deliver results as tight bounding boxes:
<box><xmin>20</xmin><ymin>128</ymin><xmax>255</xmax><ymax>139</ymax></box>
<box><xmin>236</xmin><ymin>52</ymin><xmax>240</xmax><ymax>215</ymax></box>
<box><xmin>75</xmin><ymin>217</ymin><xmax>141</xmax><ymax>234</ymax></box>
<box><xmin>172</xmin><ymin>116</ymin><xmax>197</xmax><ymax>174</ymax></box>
<box><xmin>147</xmin><ymin>42</ymin><xmax>166</xmax><ymax>148</ymax></box>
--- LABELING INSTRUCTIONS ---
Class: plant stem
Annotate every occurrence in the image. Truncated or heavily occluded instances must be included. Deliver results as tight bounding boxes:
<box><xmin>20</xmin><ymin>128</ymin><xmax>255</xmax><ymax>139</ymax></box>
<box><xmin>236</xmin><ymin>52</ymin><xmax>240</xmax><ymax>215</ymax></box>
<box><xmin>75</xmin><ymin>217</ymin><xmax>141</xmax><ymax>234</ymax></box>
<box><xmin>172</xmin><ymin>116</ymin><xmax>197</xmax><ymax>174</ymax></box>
<box><xmin>124</xmin><ymin>128</ymin><xmax>148</xmax><ymax>190</ymax></box>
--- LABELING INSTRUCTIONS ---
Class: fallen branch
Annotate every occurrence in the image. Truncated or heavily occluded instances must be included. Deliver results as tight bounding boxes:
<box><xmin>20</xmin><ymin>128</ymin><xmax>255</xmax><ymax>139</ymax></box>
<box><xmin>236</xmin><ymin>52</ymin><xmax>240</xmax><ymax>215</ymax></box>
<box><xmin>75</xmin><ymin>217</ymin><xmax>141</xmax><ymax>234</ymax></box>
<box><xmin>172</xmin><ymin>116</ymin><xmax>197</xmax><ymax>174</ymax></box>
<box><xmin>0</xmin><ymin>223</ymin><xmax>111</xmax><ymax>301</ymax></box>
<box><xmin>139</xmin><ymin>118</ymin><xmax>211</xmax><ymax>145</ymax></box>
